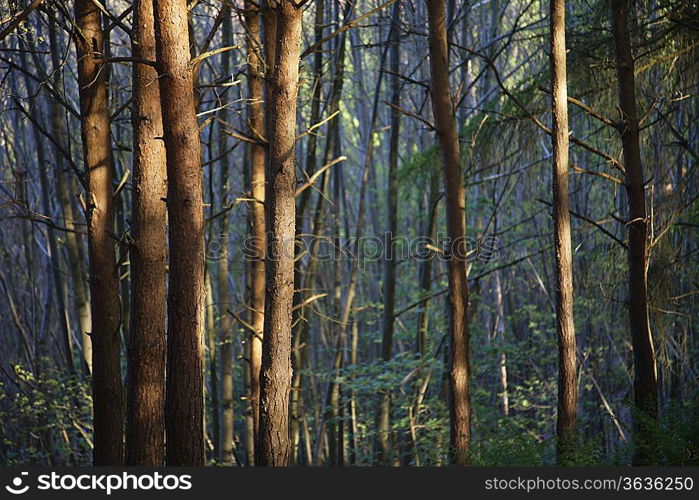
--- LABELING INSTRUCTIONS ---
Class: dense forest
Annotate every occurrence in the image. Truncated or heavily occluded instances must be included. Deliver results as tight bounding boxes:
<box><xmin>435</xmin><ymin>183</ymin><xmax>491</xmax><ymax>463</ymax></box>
<box><xmin>0</xmin><ymin>0</ymin><xmax>697</xmax><ymax>467</ymax></box>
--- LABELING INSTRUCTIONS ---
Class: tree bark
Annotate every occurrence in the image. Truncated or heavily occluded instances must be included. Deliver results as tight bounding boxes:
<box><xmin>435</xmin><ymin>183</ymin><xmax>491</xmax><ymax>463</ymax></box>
<box><xmin>610</xmin><ymin>0</ymin><xmax>658</xmax><ymax>465</ymax></box>
<box><xmin>550</xmin><ymin>0</ymin><xmax>578</xmax><ymax>465</ymax></box>
<box><xmin>125</xmin><ymin>0</ymin><xmax>168</xmax><ymax>467</ymax></box>
<box><xmin>426</xmin><ymin>0</ymin><xmax>471</xmax><ymax>466</ymax></box>
<box><xmin>244</xmin><ymin>0</ymin><xmax>267</xmax><ymax>453</ymax></box>
<box><xmin>73</xmin><ymin>0</ymin><xmax>124</xmax><ymax>466</ymax></box>
<box><xmin>256</xmin><ymin>0</ymin><xmax>303</xmax><ymax>467</ymax></box>
<box><xmin>154</xmin><ymin>0</ymin><xmax>206</xmax><ymax>466</ymax></box>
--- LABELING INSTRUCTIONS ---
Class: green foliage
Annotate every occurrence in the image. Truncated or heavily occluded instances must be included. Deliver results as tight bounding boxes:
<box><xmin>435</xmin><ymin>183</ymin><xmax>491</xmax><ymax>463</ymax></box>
<box><xmin>657</xmin><ymin>396</ymin><xmax>699</xmax><ymax>465</ymax></box>
<box><xmin>471</xmin><ymin>417</ymin><xmax>546</xmax><ymax>466</ymax></box>
<box><xmin>397</xmin><ymin>144</ymin><xmax>440</xmax><ymax>187</ymax></box>
<box><xmin>619</xmin><ymin>395</ymin><xmax>699</xmax><ymax>466</ymax></box>
<box><xmin>0</xmin><ymin>362</ymin><xmax>92</xmax><ymax>465</ymax></box>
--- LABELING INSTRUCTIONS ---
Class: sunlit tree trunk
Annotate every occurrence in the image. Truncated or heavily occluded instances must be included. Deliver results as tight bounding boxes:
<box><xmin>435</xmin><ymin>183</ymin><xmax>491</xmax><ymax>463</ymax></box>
<box><xmin>74</xmin><ymin>0</ymin><xmax>123</xmax><ymax>466</ymax></box>
<box><xmin>426</xmin><ymin>0</ymin><xmax>471</xmax><ymax>466</ymax></box>
<box><xmin>125</xmin><ymin>0</ymin><xmax>168</xmax><ymax>466</ymax></box>
<box><xmin>256</xmin><ymin>0</ymin><xmax>303</xmax><ymax>466</ymax></box>
<box><xmin>244</xmin><ymin>0</ymin><xmax>268</xmax><ymax>455</ymax></box>
<box><xmin>550</xmin><ymin>0</ymin><xmax>578</xmax><ymax>465</ymax></box>
<box><xmin>154</xmin><ymin>0</ymin><xmax>206</xmax><ymax>466</ymax></box>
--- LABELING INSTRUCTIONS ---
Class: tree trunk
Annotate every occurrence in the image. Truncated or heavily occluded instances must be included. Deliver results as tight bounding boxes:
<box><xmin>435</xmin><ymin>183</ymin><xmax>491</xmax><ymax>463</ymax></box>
<box><xmin>550</xmin><ymin>0</ymin><xmax>578</xmax><ymax>465</ymax></box>
<box><xmin>426</xmin><ymin>0</ymin><xmax>471</xmax><ymax>466</ymax></box>
<box><xmin>125</xmin><ymin>0</ymin><xmax>168</xmax><ymax>467</ymax></box>
<box><xmin>296</xmin><ymin>1</ymin><xmax>353</xmax><ymax>465</ymax></box>
<box><xmin>493</xmin><ymin>270</ymin><xmax>510</xmax><ymax>417</ymax></box>
<box><xmin>51</xmin><ymin>7</ymin><xmax>93</xmax><ymax>375</ymax></box>
<box><xmin>244</xmin><ymin>0</ymin><xmax>267</xmax><ymax>454</ymax></box>
<box><xmin>290</xmin><ymin>0</ymin><xmax>324</xmax><ymax>464</ymax></box>
<box><xmin>376</xmin><ymin>0</ymin><xmax>401</xmax><ymax>465</ymax></box>
<box><xmin>18</xmin><ymin>40</ymin><xmax>74</xmax><ymax>374</ymax></box>
<box><xmin>256</xmin><ymin>0</ymin><xmax>303</xmax><ymax>466</ymax></box>
<box><xmin>610</xmin><ymin>0</ymin><xmax>658</xmax><ymax>465</ymax></box>
<box><xmin>205</xmin><ymin>270</ymin><xmax>220</xmax><ymax>460</ymax></box>
<box><xmin>154</xmin><ymin>0</ymin><xmax>206</xmax><ymax>466</ymax></box>
<box><xmin>218</xmin><ymin>4</ymin><xmax>235</xmax><ymax>466</ymax></box>
<box><xmin>74</xmin><ymin>0</ymin><xmax>124</xmax><ymax>466</ymax></box>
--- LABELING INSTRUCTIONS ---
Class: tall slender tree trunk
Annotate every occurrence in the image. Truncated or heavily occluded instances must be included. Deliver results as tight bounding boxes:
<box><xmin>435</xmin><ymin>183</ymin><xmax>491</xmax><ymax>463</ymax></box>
<box><xmin>218</xmin><ymin>5</ymin><xmax>235</xmax><ymax>466</ymax></box>
<box><xmin>125</xmin><ymin>0</ymin><xmax>168</xmax><ymax>466</ymax></box>
<box><xmin>154</xmin><ymin>0</ymin><xmax>206</xmax><ymax>466</ymax></box>
<box><xmin>18</xmin><ymin>42</ymin><xmax>74</xmax><ymax>373</ymax></box>
<box><xmin>290</xmin><ymin>0</ymin><xmax>324</xmax><ymax>464</ymax></box>
<box><xmin>416</xmin><ymin>172</ymin><xmax>439</xmax><ymax>358</ymax></box>
<box><xmin>316</xmin><ymin>19</ymin><xmax>390</xmax><ymax>466</ymax></box>
<box><xmin>493</xmin><ymin>270</ymin><xmax>510</xmax><ymax>417</ymax></box>
<box><xmin>205</xmin><ymin>270</ymin><xmax>220</xmax><ymax>459</ymax></box>
<box><xmin>426</xmin><ymin>0</ymin><xmax>471</xmax><ymax>466</ymax></box>
<box><xmin>73</xmin><ymin>0</ymin><xmax>124</xmax><ymax>466</ymax></box>
<box><xmin>550</xmin><ymin>0</ymin><xmax>578</xmax><ymax>465</ymax></box>
<box><xmin>244</xmin><ymin>0</ymin><xmax>267</xmax><ymax>455</ymax></box>
<box><xmin>297</xmin><ymin>2</ymin><xmax>353</xmax><ymax>465</ymax></box>
<box><xmin>51</xmin><ymin>7</ymin><xmax>92</xmax><ymax>375</ymax></box>
<box><xmin>610</xmin><ymin>0</ymin><xmax>658</xmax><ymax>465</ymax></box>
<box><xmin>256</xmin><ymin>0</ymin><xmax>303</xmax><ymax>466</ymax></box>
<box><xmin>376</xmin><ymin>1</ymin><xmax>401</xmax><ymax>465</ymax></box>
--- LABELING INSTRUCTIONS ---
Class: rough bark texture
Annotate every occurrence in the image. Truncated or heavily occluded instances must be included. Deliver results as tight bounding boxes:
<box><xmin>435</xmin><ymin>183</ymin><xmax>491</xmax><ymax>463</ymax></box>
<box><xmin>73</xmin><ymin>0</ymin><xmax>124</xmax><ymax>466</ymax></box>
<box><xmin>256</xmin><ymin>0</ymin><xmax>302</xmax><ymax>467</ymax></box>
<box><xmin>125</xmin><ymin>0</ymin><xmax>167</xmax><ymax>467</ymax></box>
<box><xmin>426</xmin><ymin>0</ymin><xmax>471</xmax><ymax>466</ymax></box>
<box><xmin>245</xmin><ymin>0</ymin><xmax>267</xmax><ymax>449</ymax></box>
<box><xmin>610</xmin><ymin>0</ymin><xmax>658</xmax><ymax>465</ymax></box>
<box><xmin>550</xmin><ymin>0</ymin><xmax>578</xmax><ymax>465</ymax></box>
<box><xmin>154</xmin><ymin>0</ymin><xmax>206</xmax><ymax>466</ymax></box>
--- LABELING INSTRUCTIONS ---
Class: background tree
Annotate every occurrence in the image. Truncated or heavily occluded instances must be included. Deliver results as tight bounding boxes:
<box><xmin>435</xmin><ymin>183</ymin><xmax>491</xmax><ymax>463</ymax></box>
<box><xmin>0</xmin><ymin>0</ymin><xmax>697</xmax><ymax>468</ymax></box>
<box><xmin>610</xmin><ymin>0</ymin><xmax>658</xmax><ymax>465</ymax></box>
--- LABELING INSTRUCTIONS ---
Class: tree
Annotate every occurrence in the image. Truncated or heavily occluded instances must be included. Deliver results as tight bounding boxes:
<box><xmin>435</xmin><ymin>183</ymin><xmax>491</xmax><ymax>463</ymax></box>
<box><xmin>125</xmin><ymin>0</ymin><xmax>168</xmax><ymax>466</ymax></box>
<box><xmin>153</xmin><ymin>0</ymin><xmax>206</xmax><ymax>466</ymax></box>
<box><xmin>256</xmin><ymin>0</ymin><xmax>303</xmax><ymax>466</ymax></box>
<box><xmin>48</xmin><ymin>10</ymin><xmax>92</xmax><ymax>375</ymax></box>
<box><xmin>550</xmin><ymin>0</ymin><xmax>578</xmax><ymax>464</ymax></box>
<box><xmin>215</xmin><ymin>3</ymin><xmax>236</xmax><ymax>466</ymax></box>
<box><xmin>426</xmin><ymin>0</ymin><xmax>472</xmax><ymax>466</ymax></box>
<box><xmin>376</xmin><ymin>0</ymin><xmax>401</xmax><ymax>465</ymax></box>
<box><xmin>73</xmin><ymin>0</ymin><xmax>124</xmax><ymax>466</ymax></box>
<box><xmin>610</xmin><ymin>0</ymin><xmax>658</xmax><ymax>465</ymax></box>
<box><xmin>244</xmin><ymin>0</ymin><xmax>267</xmax><ymax>456</ymax></box>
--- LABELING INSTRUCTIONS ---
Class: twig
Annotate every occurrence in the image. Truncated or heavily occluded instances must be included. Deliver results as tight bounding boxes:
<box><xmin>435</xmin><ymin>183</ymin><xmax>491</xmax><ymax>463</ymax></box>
<box><xmin>537</xmin><ymin>198</ymin><xmax>627</xmax><ymax>249</ymax></box>
<box><xmin>295</xmin><ymin>156</ymin><xmax>346</xmax><ymax>197</ymax></box>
